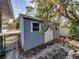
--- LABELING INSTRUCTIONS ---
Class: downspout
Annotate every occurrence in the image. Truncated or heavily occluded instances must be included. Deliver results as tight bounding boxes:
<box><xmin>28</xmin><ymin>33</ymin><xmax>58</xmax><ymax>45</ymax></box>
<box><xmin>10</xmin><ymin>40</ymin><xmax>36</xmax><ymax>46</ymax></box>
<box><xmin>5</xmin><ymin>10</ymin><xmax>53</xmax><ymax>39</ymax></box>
<box><xmin>0</xmin><ymin>6</ymin><xmax>3</xmax><ymax>47</ymax></box>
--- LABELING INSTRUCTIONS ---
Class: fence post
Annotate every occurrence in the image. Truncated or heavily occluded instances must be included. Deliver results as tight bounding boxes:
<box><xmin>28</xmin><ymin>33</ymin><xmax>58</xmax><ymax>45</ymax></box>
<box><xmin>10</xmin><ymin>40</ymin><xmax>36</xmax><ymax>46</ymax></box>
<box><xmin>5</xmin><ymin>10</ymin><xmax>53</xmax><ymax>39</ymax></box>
<box><xmin>3</xmin><ymin>34</ymin><xmax>6</xmax><ymax>51</ymax></box>
<box><xmin>18</xmin><ymin>33</ymin><xmax>22</xmax><ymax>51</ymax></box>
<box><xmin>0</xmin><ymin>34</ymin><xmax>3</xmax><ymax>48</ymax></box>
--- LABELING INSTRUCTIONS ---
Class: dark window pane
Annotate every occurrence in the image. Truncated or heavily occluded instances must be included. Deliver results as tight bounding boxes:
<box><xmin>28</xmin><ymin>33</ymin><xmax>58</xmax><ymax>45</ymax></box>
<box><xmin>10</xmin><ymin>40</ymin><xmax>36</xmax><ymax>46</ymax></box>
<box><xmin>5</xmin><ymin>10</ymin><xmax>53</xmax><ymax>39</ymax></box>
<box><xmin>55</xmin><ymin>27</ymin><xmax>57</xmax><ymax>30</ymax></box>
<box><xmin>33</xmin><ymin>23</ymin><xmax>39</xmax><ymax>32</ymax></box>
<box><xmin>55</xmin><ymin>25</ymin><xmax>57</xmax><ymax>30</ymax></box>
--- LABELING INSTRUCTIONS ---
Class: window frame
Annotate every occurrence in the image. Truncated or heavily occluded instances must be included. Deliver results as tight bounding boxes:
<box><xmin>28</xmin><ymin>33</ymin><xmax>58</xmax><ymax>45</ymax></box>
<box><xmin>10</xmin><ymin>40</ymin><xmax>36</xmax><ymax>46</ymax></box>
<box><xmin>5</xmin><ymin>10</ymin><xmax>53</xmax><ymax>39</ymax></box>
<box><xmin>31</xmin><ymin>21</ymin><xmax>41</xmax><ymax>32</ymax></box>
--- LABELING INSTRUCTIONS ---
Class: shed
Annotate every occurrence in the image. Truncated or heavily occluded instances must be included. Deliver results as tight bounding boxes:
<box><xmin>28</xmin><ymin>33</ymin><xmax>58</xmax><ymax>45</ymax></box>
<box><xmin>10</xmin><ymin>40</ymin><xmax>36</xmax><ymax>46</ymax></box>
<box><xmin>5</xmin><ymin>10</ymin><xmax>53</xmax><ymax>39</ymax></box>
<box><xmin>44</xmin><ymin>22</ymin><xmax>60</xmax><ymax>43</ymax></box>
<box><xmin>20</xmin><ymin>14</ymin><xmax>44</xmax><ymax>50</ymax></box>
<box><xmin>20</xmin><ymin>14</ymin><xmax>60</xmax><ymax>50</ymax></box>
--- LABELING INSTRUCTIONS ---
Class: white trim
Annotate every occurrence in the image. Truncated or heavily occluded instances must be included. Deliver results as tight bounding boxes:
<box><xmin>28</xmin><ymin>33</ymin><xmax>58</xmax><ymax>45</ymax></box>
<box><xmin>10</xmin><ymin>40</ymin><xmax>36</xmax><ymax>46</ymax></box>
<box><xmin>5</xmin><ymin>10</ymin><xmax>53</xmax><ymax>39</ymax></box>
<box><xmin>31</xmin><ymin>22</ymin><xmax>33</xmax><ymax>32</ymax></box>
<box><xmin>39</xmin><ymin>23</ymin><xmax>41</xmax><ymax>32</ymax></box>
<box><xmin>20</xmin><ymin>15</ymin><xmax>24</xmax><ymax>49</ymax></box>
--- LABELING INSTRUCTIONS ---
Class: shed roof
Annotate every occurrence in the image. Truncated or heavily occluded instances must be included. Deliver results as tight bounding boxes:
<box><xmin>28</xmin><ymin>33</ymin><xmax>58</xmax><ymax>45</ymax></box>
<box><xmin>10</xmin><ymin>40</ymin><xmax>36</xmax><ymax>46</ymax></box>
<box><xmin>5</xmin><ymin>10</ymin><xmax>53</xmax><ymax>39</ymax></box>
<box><xmin>19</xmin><ymin>14</ymin><xmax>43</xmax><ymax>21</ymax></box>
<box><xmin>19</xmin><ymin>14</ymin><xmax>59</xmax><ymax>25</ymax></box>
<box><xmin>0</xmin><ymin>0</ymin><xmax>14</xmax><ymax>20</ymax></box>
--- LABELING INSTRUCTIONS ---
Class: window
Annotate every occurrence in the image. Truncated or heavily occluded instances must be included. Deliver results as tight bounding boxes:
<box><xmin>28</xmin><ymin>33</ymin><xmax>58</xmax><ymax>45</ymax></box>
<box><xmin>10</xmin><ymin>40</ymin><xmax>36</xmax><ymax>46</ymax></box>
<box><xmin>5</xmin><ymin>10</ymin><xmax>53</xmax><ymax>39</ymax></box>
<box><xmin>31</xmin><ymin>22</ymin><xmax>41</xmax><ymax>32</ymax></box>
<box><xmin>55</xmin><ymin>25</ymin><xmax>58</xmax><ymax>30</ymax></box>
<box><xmin>55</xmin><ymin>27</ymin><xmax>57</xmax><ymax>30</ymax></box>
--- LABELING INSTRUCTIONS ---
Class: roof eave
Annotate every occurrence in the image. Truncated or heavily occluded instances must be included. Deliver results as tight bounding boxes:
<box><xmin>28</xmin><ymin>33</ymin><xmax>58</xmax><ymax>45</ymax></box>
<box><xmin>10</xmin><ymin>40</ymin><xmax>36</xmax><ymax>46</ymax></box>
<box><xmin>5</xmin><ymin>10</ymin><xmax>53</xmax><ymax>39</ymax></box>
<box><xmin>8</xmin><ymin>0</ymin><xmax>14</xmax><ymax>19</ymax></box>
<box><xmin>19</xmin><ymin>14</ymin><xmax>43</xmax><ymax>21</ymax></box>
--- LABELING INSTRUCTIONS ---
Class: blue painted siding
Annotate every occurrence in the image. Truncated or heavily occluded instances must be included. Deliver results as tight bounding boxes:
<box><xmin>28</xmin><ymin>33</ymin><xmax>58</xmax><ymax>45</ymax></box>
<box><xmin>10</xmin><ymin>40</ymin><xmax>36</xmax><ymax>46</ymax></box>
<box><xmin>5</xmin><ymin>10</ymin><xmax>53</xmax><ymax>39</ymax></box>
<box><xmin>23</xmin><ymin>18</ymin><xmax>44</xmax><ymax>50</ymax></box>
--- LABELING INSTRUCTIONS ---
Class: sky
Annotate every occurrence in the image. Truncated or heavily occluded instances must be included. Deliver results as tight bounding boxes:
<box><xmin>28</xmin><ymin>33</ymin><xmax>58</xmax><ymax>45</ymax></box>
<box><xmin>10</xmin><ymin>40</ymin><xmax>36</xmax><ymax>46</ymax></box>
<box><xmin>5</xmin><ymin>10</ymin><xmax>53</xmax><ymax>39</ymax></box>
<box><xmin>11</xmin><ymin>0</ymin><xmax>79</xmax><ymax>18</ymax></box>
<box><xmin>11</xmin><ymin>0</ymin><xmax>31</xmax><ymax>17</ymax></box>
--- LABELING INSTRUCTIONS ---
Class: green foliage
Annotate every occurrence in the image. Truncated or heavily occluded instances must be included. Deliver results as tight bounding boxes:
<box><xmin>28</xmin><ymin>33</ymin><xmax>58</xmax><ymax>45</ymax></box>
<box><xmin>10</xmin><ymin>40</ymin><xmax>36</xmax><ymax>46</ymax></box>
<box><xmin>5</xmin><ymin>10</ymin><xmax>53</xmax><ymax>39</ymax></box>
<box><xmin>32</xmin><ymin>0</ymin><xmax>79</xmax><ymax>39</ymax></box>
<box><xmin>70</xmin><ymin>19</ymin><xmax>79</xmax><ymax>41</ymax></box>
<box><xmin>41</xmin><ymin>20</ymin><xmax>49</xmax><ymax>32</ymax></box>
<box><xmin>32</xmin><ymin>0</ymin><xmax>59</xmax><ymax>32</ymax></box>
<box><xmin>71</xmin><ymin>20</ymin><xmax>77</xmax><ymax>32</ymax></box>
<box><xmin>26</xmin><ymin>6</ymin><xmax>34</xmax><ymax>14</ymax></box>
<box><xmin>33</xmin><ymin>0</ymin><xmax>58</xmax><ymax>20</ymax></box>
<box><xmin>12</xmin><ymin>17</ymin><xmax>20</xmax><ymax>29</ymax></box>
<box><xmin>2</xmin><ymin>21</ymin><xmax>8</xmax><ymax>26</ymax></box>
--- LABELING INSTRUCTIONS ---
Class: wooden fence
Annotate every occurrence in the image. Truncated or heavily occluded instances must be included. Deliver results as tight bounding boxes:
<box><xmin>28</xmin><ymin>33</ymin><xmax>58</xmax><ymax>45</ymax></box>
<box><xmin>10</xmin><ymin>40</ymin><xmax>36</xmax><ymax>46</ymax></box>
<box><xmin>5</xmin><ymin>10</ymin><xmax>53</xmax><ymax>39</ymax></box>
<box><xmin>0</xmin><ymin>31</ymin><xmax>20</xmax><ymax>52</ymax></box>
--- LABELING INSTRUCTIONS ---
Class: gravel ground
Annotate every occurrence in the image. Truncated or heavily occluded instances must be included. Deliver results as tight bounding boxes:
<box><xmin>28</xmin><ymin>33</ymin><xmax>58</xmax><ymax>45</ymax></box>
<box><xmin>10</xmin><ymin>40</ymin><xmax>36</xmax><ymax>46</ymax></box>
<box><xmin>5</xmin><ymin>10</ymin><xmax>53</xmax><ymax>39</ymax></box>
<box><xmin>20</xmin><ymin>43</ymin><xmax>70</xmax><ymax>59</ymax></box>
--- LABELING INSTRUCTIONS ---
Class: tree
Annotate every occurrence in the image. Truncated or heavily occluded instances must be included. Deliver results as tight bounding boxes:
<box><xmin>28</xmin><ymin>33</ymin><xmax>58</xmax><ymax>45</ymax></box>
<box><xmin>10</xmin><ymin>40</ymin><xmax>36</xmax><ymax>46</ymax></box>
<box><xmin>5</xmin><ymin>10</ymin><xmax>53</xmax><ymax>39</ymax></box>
<box><xmin>32</xmin><ymin>0</ymin><xmax>79</xmax><ymax>21</ymax></box>
<box><xmin>26</xmin><ymin>6</ymin><xmax>34</xmax><ymax>15</ymax></box>
<box><xmin>32</xmin><ymin>0</ymin><xmax>79</xmax><ymax>40</ymax></box>
<box><xmin>12</xmin><ymin>17</ymin><xmax>20</xmax><ymax>29</ymax></box>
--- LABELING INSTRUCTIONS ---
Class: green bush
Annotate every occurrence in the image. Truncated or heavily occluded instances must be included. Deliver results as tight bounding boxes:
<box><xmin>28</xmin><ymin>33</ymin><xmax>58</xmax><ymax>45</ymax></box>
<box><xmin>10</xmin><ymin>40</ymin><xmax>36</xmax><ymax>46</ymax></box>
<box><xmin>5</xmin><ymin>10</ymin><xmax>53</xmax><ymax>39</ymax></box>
<box><xmin>70</xmin><ymin>19</ymin><xmax>79</xmax><ymax>41</ymax></box>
